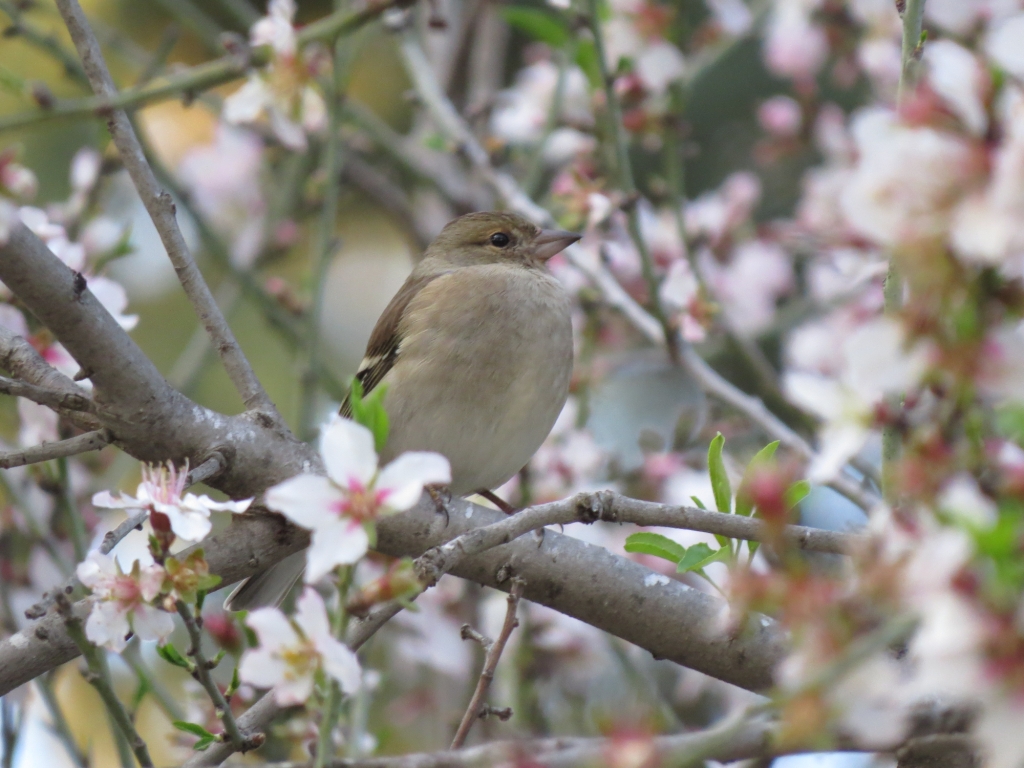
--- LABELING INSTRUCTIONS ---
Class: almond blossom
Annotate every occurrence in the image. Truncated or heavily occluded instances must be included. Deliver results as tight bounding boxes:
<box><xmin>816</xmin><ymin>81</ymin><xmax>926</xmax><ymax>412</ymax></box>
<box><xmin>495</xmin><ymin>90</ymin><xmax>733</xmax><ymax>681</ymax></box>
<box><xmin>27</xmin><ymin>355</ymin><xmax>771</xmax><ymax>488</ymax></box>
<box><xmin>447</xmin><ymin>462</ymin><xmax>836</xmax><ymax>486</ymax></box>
<box><xmin>264</xmin><ymin>416</ymin><xmax>450</xmax><ymax>583</ymax></box>
<box><xmin>222</xmin><ymin>0</ymin><xmax>327</xmax><ymax>151</ymax></box>
<box><xmin>93</xmin><ymin>461</ymin><xmax>253</xmax><ymax>543</ymax></box>
<box><xmin>76</xmin><ymin>550</ymin><xmax>173</xmax><ymax>652</ymax></box>
<box><xmin>784</xmin><ymin>316</ymin><xmax>931</xmax><ymax>482</ymax></box>
<box><xmin>239</xmin><ymin>587</ymin><xmax>362</xmax><ymax>705</ymax></box>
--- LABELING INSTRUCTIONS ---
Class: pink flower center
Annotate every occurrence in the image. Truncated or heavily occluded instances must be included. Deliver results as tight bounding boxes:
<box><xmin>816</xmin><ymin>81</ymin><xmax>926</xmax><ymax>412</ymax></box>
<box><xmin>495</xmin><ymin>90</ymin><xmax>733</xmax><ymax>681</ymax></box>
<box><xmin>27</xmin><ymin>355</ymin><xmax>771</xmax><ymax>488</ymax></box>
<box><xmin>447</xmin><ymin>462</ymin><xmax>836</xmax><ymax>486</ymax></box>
<box><xmin>110</xmin><ymin>575</ymin><xmax>144</xmax><ymax>607</ymax></box>
<box><xmin>331</xmin><ymin>480</ymin><xmax>390</xmax><ymax>522</ymax></box>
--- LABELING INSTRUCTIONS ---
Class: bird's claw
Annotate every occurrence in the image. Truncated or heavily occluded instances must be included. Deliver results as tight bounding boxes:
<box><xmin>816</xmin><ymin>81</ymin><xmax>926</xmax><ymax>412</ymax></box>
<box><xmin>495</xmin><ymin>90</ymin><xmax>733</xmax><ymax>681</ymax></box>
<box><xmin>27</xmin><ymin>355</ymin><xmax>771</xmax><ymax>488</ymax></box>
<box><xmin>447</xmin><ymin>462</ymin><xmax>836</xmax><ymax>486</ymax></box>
<box><xmin>426</xmin><ymin>484</ymin><xmax>451</xmax><ymax>525</ymax></box>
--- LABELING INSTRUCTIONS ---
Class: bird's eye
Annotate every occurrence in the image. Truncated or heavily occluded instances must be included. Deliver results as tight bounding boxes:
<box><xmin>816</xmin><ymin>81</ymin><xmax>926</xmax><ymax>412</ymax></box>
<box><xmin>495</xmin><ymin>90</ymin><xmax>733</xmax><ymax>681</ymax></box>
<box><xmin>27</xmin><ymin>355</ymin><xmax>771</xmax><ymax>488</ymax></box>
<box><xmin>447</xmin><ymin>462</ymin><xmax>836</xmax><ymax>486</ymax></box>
<box><xmin>490</xmin><ymin>232</ymin><xmax>511</xmax><ymax>247</ymax></box>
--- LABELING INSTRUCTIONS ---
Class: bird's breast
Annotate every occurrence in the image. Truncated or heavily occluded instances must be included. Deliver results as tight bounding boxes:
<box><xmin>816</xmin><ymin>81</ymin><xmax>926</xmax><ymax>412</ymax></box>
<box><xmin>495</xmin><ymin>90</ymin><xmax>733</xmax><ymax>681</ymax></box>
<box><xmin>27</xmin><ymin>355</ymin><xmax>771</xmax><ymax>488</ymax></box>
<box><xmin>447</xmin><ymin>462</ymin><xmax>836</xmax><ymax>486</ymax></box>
<box><xmin>379</xmin><ymin>265</ymin><xmax>573</xmax><ymax>494</ymax></box>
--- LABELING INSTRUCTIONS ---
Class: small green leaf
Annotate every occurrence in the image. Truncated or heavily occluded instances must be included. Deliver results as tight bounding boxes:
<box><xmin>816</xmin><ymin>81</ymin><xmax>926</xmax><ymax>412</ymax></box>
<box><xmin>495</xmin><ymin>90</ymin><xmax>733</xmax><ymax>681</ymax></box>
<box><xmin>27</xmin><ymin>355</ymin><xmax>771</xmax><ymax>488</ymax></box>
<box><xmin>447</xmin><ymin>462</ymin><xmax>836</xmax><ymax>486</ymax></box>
<box><xmin>785</xmin><ymin>480</ymin><xmax>811</xmax><ymax>510</ymax></box>
<box><xmin>157</xmin><ymin>643</ymin><xmax>192</xmax><ymax>670</ymax></box>
<box><xmin>707</xmin><ymin>433</ymin><xmax>732</xmax><ymax>514</ymax></box>
<box><xmin>735</xmin><ymin>440</ymin><xmax>780</xmax><ymax>517</ymax></box>
<box><xmin>676</xmin><ymin>543</ymin><xmax>728</xmax><ymax>573</ymax></box>
<box><xmin>624</xmin><ymin>532</ymin><xmax>687</xmax><ymax>564</ymax></box>
<box><xmin>225</xmin><ymin>666</ymin><xmax>241</xmax><ymax>698</ymax></box>
<box><xmin>690</xmin><ymin>495</ymin><xmax>707</xmax><ymax>510</ymax></box>
<box><xmin>173</xmin><ymin>720</ymin><xmax>217</xmax><ymax>749</ymax></box>
<box><xmin>348</xmin><ymin>379</ymin><xmax>390</xmax><ymax>452</ymax></box>
<box><xmin>501</xmin><ymin>7</ymin><xmax>570</xmax><ymax>47</ymax></box>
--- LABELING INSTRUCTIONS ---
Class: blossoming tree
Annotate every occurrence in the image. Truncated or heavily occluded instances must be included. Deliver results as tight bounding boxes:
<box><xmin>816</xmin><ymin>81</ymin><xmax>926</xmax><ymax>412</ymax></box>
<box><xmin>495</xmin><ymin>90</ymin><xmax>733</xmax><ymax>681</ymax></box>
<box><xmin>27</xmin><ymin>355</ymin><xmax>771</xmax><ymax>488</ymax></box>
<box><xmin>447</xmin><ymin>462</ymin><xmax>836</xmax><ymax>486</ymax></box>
<box><xmin>0</xmin><ymin>0</ymin><xmax>1022</xmax><ymax>766</ymax></box>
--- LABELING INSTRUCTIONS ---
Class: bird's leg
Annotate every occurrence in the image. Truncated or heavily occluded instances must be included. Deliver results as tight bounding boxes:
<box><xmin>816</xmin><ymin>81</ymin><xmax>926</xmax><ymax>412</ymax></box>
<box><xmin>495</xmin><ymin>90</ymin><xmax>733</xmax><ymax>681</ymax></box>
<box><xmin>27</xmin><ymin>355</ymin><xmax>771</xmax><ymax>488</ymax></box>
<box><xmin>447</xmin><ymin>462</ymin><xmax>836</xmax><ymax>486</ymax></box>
<box><xmin>476</xmin><ymin>489</ymin><xmax>517</xmax><ymax>516</ymax></box>
<box><xmin>426</xmin><ymin>484</ymin><xmax>452</xmax><ymax>525</ymax></box>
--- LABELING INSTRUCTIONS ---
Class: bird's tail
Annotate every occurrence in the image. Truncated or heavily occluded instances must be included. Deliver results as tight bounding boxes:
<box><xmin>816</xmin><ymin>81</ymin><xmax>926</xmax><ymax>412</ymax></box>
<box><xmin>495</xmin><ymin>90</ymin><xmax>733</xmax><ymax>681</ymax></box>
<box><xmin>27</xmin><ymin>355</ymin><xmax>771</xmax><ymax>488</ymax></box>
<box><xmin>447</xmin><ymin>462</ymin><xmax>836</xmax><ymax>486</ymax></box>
<box><xmin>223</xmin><ymin>550</ymin><xmax>305</xmax><ymax>611</ymax></box>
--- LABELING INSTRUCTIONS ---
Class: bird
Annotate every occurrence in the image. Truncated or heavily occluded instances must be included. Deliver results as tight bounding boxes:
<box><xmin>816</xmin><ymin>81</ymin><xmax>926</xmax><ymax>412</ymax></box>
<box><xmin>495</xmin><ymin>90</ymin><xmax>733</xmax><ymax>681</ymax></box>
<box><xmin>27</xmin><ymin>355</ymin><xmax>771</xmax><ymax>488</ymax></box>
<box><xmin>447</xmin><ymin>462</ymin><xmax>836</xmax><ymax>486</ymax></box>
<box><xmin>226</xmin><ymin>211</ymin><xmax>580</xmax><ymax>609</ymax></box>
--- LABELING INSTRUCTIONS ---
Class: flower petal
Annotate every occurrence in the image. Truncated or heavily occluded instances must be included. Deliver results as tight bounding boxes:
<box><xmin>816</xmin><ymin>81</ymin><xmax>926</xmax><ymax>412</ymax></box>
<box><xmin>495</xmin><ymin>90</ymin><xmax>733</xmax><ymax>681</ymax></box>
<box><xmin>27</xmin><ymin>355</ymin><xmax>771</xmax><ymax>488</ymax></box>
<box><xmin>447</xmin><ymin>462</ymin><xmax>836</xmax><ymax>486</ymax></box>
<box><xmin>376</xmin><ymin>452</ymin><xmax>452</xmax><ymax>511</ymax></box>
<box><xmin>131</xmin><ymin>605</ymin><xmax>175</xmax><ymax>644</ymax></box>
<box><xmin>245</xmin><ymin>607</ymin><xmax>299</xmax><ymax>652</ymax></box>
<box><xmin>85</xmin><ymin>601</ymin><xmax>130</xmax><ymax>652</ymax></box>
<box><xmin>239</xmin><ymin>646</ymin><xmax>290</xmax><ymax>689</ymax></box>
<box><xmin>77</xmin><ymin>550</ymin><xmax>117</xmax><ymax>590</ymax></box>
<box><xmin>317</xmin><ymin>635</ymin><xmax>362</xmax><ymax>695</ymax></box>
<box><xmin>293</xmin><ymin>587</ymin><xmax>331</xmax><ymax>641</ymax></box>
<box><xmin>320</xmin><ymin>417</ymin><xmax>378</xmax><ymax>489</ymax></box>
<box><xmin>264</xmin><ymin>474</ymin><xmax>345</xmax><ymax>531</ymax></box>
<box><xmin>91</xmin><ymin>490</ymin><xmax>143</xmax><ymax>510</ymax></box>
<box><xmin>158</xmin><ymin>505</ymin><xmax>213</xmax><ymax>542</ymax></box>
<box><xmin>305</xmin><ymin>520</ymin><xmax>369</xmax><ymax>583</ymax></box>
<box><xmin>182</xmin><ymin>493</ymin><xmax>253</xmax><ymax>514</ymax></box>
<box><xmin>272</xmin><ymin>672</ymin><xmax>315</xmax><ymax>706</ymax></box>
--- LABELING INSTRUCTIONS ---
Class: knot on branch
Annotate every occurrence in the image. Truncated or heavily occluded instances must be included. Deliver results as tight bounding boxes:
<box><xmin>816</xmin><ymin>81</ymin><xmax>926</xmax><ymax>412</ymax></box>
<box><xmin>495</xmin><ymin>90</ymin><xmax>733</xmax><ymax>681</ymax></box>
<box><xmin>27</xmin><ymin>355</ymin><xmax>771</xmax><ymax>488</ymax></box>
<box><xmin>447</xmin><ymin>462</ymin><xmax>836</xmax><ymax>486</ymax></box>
<box><xmin>574</xmin><ymin>490</ymin><xmax>615</xmax><ymax>524</ymax></box>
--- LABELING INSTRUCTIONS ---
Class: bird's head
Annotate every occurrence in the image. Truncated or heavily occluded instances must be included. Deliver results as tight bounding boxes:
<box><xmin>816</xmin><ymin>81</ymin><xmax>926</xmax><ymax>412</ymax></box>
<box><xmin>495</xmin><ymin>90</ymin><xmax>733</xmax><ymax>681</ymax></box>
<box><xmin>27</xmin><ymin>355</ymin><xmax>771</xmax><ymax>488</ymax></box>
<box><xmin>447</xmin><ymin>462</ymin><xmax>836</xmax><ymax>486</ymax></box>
<box><xmin>423</xmin><ymin>211</ymin><xmax>581</xmax><ymax>270</ymax></box>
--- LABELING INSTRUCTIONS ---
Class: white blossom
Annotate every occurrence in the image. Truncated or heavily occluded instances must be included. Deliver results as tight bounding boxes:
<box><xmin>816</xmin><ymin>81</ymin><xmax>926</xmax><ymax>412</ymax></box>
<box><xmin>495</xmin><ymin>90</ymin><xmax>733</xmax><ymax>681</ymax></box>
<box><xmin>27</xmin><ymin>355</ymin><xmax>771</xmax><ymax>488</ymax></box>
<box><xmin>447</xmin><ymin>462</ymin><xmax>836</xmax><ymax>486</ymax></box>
<box><xmin>239</xmin><ymin>587</ymin><xmax>362</xmax><ymax>705</ymax></box>
<box><xmin>93</xmin><ymin>461</ymin><xmax>252</xmax><ymax>543</ymax></box>
<box><xmin>264</xmin><ymin>417</ymin><xmax>450</xmax><ymax>583</ymax></box>
<box><xmin>77</xmin><ymin>551</ymin><xmax>172</xmax><ymax>652</ymax></box>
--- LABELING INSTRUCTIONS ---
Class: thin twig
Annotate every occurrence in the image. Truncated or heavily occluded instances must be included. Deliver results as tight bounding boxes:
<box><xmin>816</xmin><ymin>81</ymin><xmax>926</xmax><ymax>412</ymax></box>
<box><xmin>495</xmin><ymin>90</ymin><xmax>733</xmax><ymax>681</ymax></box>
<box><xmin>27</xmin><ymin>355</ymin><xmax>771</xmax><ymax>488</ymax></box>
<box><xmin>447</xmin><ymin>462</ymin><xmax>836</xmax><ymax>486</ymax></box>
<box><xmin>415</xmin><ymin>489</ymin><xmax>859</xmax><ymax>588</ymax></box>
<box><xmin>0</xmin><ymin>0</ymin><xmax>415</xmax><ymax>133</ymax></box>
<box><xmin>883</xmin><ymin>0</ymin><xmax>927</xmax><ymax>504</ymax></box>
<box><xmin>585</xmin><ymin>0</ymin><xmax>679</xmax><ymax>363</ymax></box>
<box><xmin>0</xmin><ymin>374</ymin><xmax>96</xmax><ymax>413</ymax></box>
<box><xmin>176</xmin><ymin>600</ymin><xmax>258</xmax><ymax>753</ymax></box>
<box><xmin>450</xmin><ymin>578</ymin><xmax>524</xmax><ymax>749</ymax></box>
<box><xmin>0</xmin><ymin>429</ymin><xmax>110</xmax><ymax>469</ymax></box>
<box><xmin>54</xmin><ymin>0</ymin><xmax>276</xmax><ymax>417</ymax></box>
<box><xmin>57</xmin><ymin>594</ymin><xmax>155</xmax><ymax>768</ymax></box>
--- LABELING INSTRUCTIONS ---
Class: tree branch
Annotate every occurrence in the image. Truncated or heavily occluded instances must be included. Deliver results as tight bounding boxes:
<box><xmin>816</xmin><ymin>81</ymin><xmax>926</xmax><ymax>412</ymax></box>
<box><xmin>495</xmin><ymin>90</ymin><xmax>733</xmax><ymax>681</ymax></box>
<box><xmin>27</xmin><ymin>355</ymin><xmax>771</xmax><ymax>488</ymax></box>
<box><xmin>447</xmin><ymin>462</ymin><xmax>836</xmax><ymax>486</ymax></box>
<box><xmin>450</xmin><ymin>578</ymin><xmax>524</xmax><ymax>749</ymax></box>
<box><xmin>0</xmin><ymin>219</ymin><xmax>320</xmax><ymax>496</ymax></box>
<box><xmin>0</xmin><ymin>373</ymin><xmax>95</xmax><ymax>413</ymax></box>
<box><xmin>217</xmin><ymin>713</ymin><xmax>778</xmax><ymax>767</ymax></box>
<box><xmin>55</xmin><ymin>0</ymin><xmax>277</xmax><ymax>417</ymax></box>
<box><xmin>0</xmin><ymin>428</ymin><xmax>110</xmax><ymax>469</ymax></box>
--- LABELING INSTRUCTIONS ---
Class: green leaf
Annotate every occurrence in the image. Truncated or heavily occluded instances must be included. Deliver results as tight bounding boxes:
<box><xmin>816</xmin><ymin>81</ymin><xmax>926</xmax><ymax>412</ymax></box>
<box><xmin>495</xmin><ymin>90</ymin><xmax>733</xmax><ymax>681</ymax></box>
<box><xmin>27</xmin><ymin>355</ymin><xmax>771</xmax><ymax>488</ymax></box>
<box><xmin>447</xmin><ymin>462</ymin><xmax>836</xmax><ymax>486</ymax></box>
<box><xmin>735</xmin><ymin>441</ymin><xmax>780</xmax><ymax>517</ymax></box>
<box><xmin>157</xmin><ymin>643</ymin><xmax>192</xmax><ymax>670</ymax></box>
<box><xmin>348</xmin><ymin>379</ymin><xmax>390</xmax><ymax>452</ymax></box>
<box><xmin>574</xmin><ymin>38</ymin><xmax>602</xmax><ymax>89</ymax></box>
<box><xmin>785</xmin><ymin>480</ymin><xmax>811</xmax><ymax>510</ymax></box>
<box><xmin>707</xmin><ymin>433</ymin><xmax>732</xmax><ymax>514</ymax></box>
<box><xmin>173</xmin><ymin>721</ymin><xmax>217</xmax><ymax>751</ymax></box>
<box><xmin>690</xmin><ymin>495</ymin><xmax>707</xmax><ymax>510</ymax></box>
<box><xmin>225</xmin><ymin>666</ymin><xmax>241</xmax><ymax>698</ymax></box>
<box><xmin>676</xmin><ymin>543</ymin><xmax>728</xmax><ymax>573</ymax></box>
<box><xmin>501</xmin><ymin>7</ymin><xmax>570</xmax><ymax>47</ymax></box>
<box><xmin>624</xmin><ymin>532</ymin><xmax>687</xmax><ymax>564</ymax></box>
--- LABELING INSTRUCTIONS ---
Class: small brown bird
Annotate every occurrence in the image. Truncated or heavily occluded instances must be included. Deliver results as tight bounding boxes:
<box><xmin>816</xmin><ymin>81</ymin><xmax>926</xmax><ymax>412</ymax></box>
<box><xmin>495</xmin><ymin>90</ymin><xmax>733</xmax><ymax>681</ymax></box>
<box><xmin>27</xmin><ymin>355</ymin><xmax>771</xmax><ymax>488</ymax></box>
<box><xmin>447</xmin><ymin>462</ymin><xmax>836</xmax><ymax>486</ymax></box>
<box><xmin>228</xmin><ymin>211</ymin><xmax>580</xmax><ymax>608</ymax></box>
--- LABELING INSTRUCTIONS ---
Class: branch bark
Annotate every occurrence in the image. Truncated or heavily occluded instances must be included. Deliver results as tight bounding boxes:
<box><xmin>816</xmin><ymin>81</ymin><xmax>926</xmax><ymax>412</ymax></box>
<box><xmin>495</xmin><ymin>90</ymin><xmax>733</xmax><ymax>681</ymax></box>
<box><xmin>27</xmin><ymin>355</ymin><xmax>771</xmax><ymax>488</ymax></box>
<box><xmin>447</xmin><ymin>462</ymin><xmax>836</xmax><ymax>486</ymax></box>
<box><xmin>0</xmin><ymin>429</ymin><xmax>110</xmax><ymax>469</ymax></box>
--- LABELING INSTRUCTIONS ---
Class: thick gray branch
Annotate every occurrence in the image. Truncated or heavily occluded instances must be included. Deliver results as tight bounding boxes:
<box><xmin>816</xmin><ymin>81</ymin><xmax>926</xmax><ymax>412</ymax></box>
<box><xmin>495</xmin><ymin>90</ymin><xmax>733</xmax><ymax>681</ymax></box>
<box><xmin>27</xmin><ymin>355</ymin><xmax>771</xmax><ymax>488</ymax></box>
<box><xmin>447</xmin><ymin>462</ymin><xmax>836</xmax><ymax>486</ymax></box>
<box><xmin>0</xmin><ymin>220</ymin><xmax>319</xmax><ymax>497</ymax></box>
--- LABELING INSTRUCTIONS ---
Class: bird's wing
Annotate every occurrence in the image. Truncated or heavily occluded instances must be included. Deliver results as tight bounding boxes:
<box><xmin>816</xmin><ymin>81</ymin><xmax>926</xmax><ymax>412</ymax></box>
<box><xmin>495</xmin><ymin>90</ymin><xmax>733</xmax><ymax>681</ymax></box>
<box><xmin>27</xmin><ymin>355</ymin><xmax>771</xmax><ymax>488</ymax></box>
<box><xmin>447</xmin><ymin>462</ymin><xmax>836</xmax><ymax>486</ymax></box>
<box><xmin>340</xmin><ymin>270</ymin><xmax>447</xmax><ymax>418</ymax></box>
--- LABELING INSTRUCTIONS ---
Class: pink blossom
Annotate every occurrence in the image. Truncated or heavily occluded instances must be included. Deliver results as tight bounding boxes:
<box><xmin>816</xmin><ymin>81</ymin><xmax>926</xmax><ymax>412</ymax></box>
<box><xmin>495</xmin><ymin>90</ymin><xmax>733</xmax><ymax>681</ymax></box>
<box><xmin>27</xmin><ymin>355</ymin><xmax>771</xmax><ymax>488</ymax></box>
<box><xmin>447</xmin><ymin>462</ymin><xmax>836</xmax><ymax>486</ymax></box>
<box><xmin>839</xmin><ymin>107</ymin><xmax>978</xmax><ymax>248</ymax></box>
<box><xmin>757</xmin><ymin>96</ymin><xmax>802</xmax><ymax>138</ymax></box>
<box><xmin>264</xmin><ymin>417</ymin><xmax>450</xmax><ymax>583</ymax></box>
<box><xmin>924</xmin><ymin>40</ymin><xmax>990</xmax><ymax>136</ymax></box>
<box><xmin>93</xmin><ymin>461</ymin><xmax>252</xmax><ymax>543</ymax></box>
<box><xmin>77</xmin><ymin>550</ymin><xmax>173</xmax><ymax>652</ymax></box>
<box><xmin>239</xmin><ymin>587</ymin><xmax>361</xmax><ymax>705</ymax></box>
<box><xmin>763</xmin><ymin>2</ymin><xmax>828</xmax><ymax>81</ymax></box>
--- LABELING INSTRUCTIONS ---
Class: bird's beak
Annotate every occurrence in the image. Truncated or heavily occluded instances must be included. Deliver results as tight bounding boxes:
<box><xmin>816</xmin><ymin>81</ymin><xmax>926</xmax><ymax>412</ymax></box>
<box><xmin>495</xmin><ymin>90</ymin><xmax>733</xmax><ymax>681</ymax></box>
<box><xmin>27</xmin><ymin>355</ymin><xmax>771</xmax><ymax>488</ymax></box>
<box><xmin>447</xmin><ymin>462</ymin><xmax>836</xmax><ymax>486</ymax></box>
<box><xmin>533</xmin><ymin>229</ymin><xmax>582</xmax><ymax>261</ymax></box>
